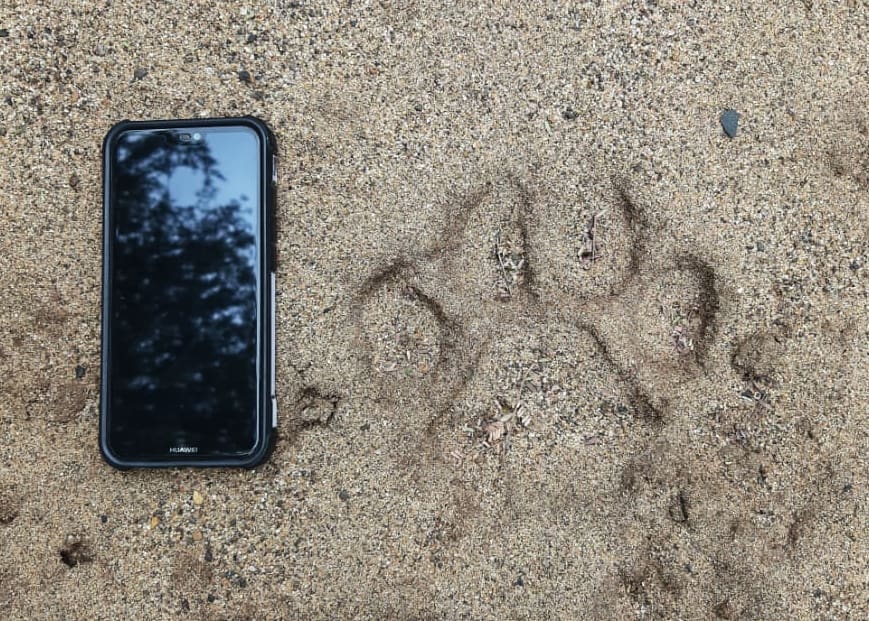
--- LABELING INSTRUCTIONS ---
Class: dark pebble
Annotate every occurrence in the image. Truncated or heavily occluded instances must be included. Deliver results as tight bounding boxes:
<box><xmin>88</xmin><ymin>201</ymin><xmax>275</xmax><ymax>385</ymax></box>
<box><xmin>133</xmin><ymin>67</ymin><xmax>148</xmax><ymax>81</ymax></box>
<box><xmin>100</xmin><ymin>514</ymin><xmax>108</xmax><ymax>523</ymax></box>
<box><xmin>75</xmin><ymin>365</ymin><xmax>86</xmax><ymax>379</ymax></box>
<box><xmin>338</xmin><ymin>489</ymin><xmax>350</xmax><ymax>502</ymax></box>
<box><xmin>225</xmin><ymin>570</ymin><xmax>246</xmax><ymax>587</ymax></box>
<box><xmin>562</xmin><ymin>108</ymin><xmax>578</xmax><ymax>120</ymax></box>
<box><xmin>181</xmin><ymin>599</ymin><xmax>190</xmax><ymax>612</ymax></box>
<box><xmin>413</xmin><ymin>102</ymin><xmax>423</xmax><ymax>112</ymax></box>
<box><xmin>207</xmin><ymin>594</ymin><xmax>216</xmax><ymax>603</ymax></box>
<box><xmin>69</xmin><ymin>174</ymin><xmax>80</xmax><ymax>189</ymax></box>
<box><xmin>0</xmin><ymin>29</ymin><xmax>9</xmax><ymax>37</ymax></box>
<box><xmin>238</xmin><ymin>70</ymin><xmax>251</xmax><ymax>83</ymax></box>
<box><xmin>755</xmin><ymin>241</ymin><xmax>765</xmax><ymax>251</ymax></box>
<box><xmin>204</xmin><ymin>546</ymin><xmax>213</xmax><ymax>562</ymax></box>
<box><xmin>514</xmin><ymin>575</ymin><xmax>525</xmax><ymax>587</ymax></box>
<box><xmin>720</xmin><ymin>109</ymin><xmax>739</xmax><ymax>138</ymax></box>
<box><xmin>246</xmin><ymin>33</ymin><xmax>257</xmax><ymax>43</ymax></box>
<box><xmin>849</xmin><ymin>260</ymin><xmax>860</xmax><ymax>271</ymax></box>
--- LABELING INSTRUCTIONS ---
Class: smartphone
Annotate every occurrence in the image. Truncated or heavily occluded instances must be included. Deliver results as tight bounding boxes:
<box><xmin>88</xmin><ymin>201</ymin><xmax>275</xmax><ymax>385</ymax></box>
<box><xmin>100</xmin><ymin>117</ymin><xmax>277</xmax><ymax>468</ymax></box>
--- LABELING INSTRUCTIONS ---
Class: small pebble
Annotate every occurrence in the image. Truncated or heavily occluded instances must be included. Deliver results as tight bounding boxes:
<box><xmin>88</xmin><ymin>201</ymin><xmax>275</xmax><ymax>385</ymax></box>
<box><xmin>0</xmin><ymin>29</ymin><xmax>9</xmax><ymax>38</ymax></box>
<box><xmin>75</xmin><ymin>365</ymin><xmax>86</xmax><ymax>379</ymax></box>
<box><xmin>514</xmin><ymin>575</ymin><xmax>525</xmax><ymax>587</ymax></box>
<box><xmin>149</xmin><ymin>516</ymin><xmax>159</xmax><ymax>528</ymax></box>
<box><xmin>238</xmin><ymin>70</ymin><xmax>251</xmax><ymax>83</ymax></box>
<box><xmin>246</xmin><ymin>33</ymin><xmax>257</xmax><ymax>43</ymax></box>
<box><xmin>100</xmin><ymin>514</ymin><xmax>108</xmax><ymax>524</ymax></box>
<box><xmin>720</xmin><ymin>109</ymin><xmax>740</xmax><ymax>138</ymax></box>
<box><xmin>192</xmin><ymin>490</ymin><xmax>204</xmax><ymax>506</ymax></box>
<box><xmin>133</xmin><ymin>67</ymin><xmax>148</xmax><ymax>81</ymax></box>
<box><xmin>192</xmin><ymin>530</ymin><xmax>203</xmax><ymax>542</ymax></box>
<box><xmin>338</xmin><ymin>489</ymin><xmax>350</xmax><ymax>502</ymax></box>
<box><xmin>562</xmin><ymin>108</ymin><xmax>578</xmax><ymax>120</ymax></box>
<box><xmin>93</xmin><ymin>43</ymin><xmax>106</xmax><ymax>56</ymax></box>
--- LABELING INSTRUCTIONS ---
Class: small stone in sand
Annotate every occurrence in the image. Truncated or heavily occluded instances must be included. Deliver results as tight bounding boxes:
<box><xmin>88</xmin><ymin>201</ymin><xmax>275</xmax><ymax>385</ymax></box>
<box><xmin>721</xmin><ymin>109</ymin><xmax>740</xmax><ymax>138</ymax></box>
<box><xmin>192</xmin><ymin>530</ymin><xmax>203</xmax><ymax>542</ymax></box>
<box><xmin>75</xmin><ymin>365</ymin><xmax>85</xmax><ymax>379</ymax></box>
<box><xmin>150</xmin><ymin>516</ymin><xmax>159</xmax><ymax>528</ymax></box>
<box><xmin>133</xmin><ymin>67</ymin><xmax>148</xmax><ymax>81</ymax></box>
<box><xmin>192</xmin><ymin>491</ymin><xmax>204</xmax><ymax>506</ymax></box>
<box><xmin>338</xmin><ymin>489</ymin><xmax>350</xmax><ymax>502</ymax></box>
<box><xmin>238</xmin><ymin>70</ymin><xmax>251</xmax><ymax>83</ymax></box>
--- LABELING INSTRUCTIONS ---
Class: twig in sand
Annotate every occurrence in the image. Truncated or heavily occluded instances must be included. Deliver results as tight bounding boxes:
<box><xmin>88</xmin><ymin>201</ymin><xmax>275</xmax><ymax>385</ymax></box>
<box><xmin>480</xmin><ymin>365</ymin><xmax>531</xmax><ymax>453</ymax></box>
<box><xmin>579</xmin><ymin>212</ymin><xmax>604</xmax><ymax>268</ymax></box>
<box><xmin>495</xmin><ymin>231</ymin><xmax>513</xmax><ymax>298</ymax></box>
<box><xmin>494</xmin><ymin>231</ymin><xmax>527</xmax><ymax>299</ymax></box>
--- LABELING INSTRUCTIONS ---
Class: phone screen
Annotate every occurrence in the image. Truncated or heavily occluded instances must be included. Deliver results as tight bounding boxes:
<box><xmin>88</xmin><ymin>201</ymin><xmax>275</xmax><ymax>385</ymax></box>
<box><xmin>105</xmin><ymin>126</ymin><xmax>262</xmax><ymax>461</ymax></box>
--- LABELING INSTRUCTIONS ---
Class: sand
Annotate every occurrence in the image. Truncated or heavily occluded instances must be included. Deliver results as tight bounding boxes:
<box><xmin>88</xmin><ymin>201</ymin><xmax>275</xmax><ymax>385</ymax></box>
<box><xmin>0</xmin><ymin>1</ymin><xmax>867</xmax><ymax>619</ymax></box>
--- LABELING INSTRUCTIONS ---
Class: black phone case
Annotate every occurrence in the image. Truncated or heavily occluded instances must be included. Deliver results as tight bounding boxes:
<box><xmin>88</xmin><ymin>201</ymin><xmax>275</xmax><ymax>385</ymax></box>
<box><xmin>100</xmin><ymin>116</ymin><xmax>278</xmax><ymax>469</ymax></box>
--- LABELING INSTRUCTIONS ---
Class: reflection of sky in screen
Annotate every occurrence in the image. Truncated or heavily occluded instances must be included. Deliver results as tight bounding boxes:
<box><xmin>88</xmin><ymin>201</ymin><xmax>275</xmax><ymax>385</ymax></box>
<box><xmin>168</xmin><ymin>130</ymin><xmax>256</xmax><ymax>206</ymax></box>
<box><xmin>167</xmin><ymin>129</ymin><xmax>258</xmax><ymax>263</ymax></box>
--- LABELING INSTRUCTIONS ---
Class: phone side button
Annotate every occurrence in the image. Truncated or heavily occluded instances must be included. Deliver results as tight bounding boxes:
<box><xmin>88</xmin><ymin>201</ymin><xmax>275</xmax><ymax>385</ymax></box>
<box><xmin>271</xmin><ymin>396</ymin><xmax>278</xmax><ymax>428</ymax></box>
<box><xmin>270</xmin><ymin>271</ymin><xmax>276</xmax><ymax>396</ymax></box>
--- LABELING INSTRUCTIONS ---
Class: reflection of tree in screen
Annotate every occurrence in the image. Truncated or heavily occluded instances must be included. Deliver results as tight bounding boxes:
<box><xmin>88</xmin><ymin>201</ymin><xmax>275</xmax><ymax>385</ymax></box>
<box><xmin>111</xmin><ymin>132</ymin><xmax>256</xmax><ymax>452</ymax></box>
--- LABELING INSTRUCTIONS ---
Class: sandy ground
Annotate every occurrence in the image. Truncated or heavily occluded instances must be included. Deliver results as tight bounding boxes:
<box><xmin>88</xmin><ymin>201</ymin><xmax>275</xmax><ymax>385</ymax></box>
<box><xmin>1</xmin><ymin>1</ymin><xmax>867</xmax><ymax>619</ymax></box>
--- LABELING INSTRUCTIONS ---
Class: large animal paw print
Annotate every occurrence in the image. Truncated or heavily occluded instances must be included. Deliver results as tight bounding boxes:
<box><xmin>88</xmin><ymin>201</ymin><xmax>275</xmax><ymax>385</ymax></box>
<box><xmin>355</xmin><ymin>175</ymin><xmax>721</xmax><ymax>437</ymax></box>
